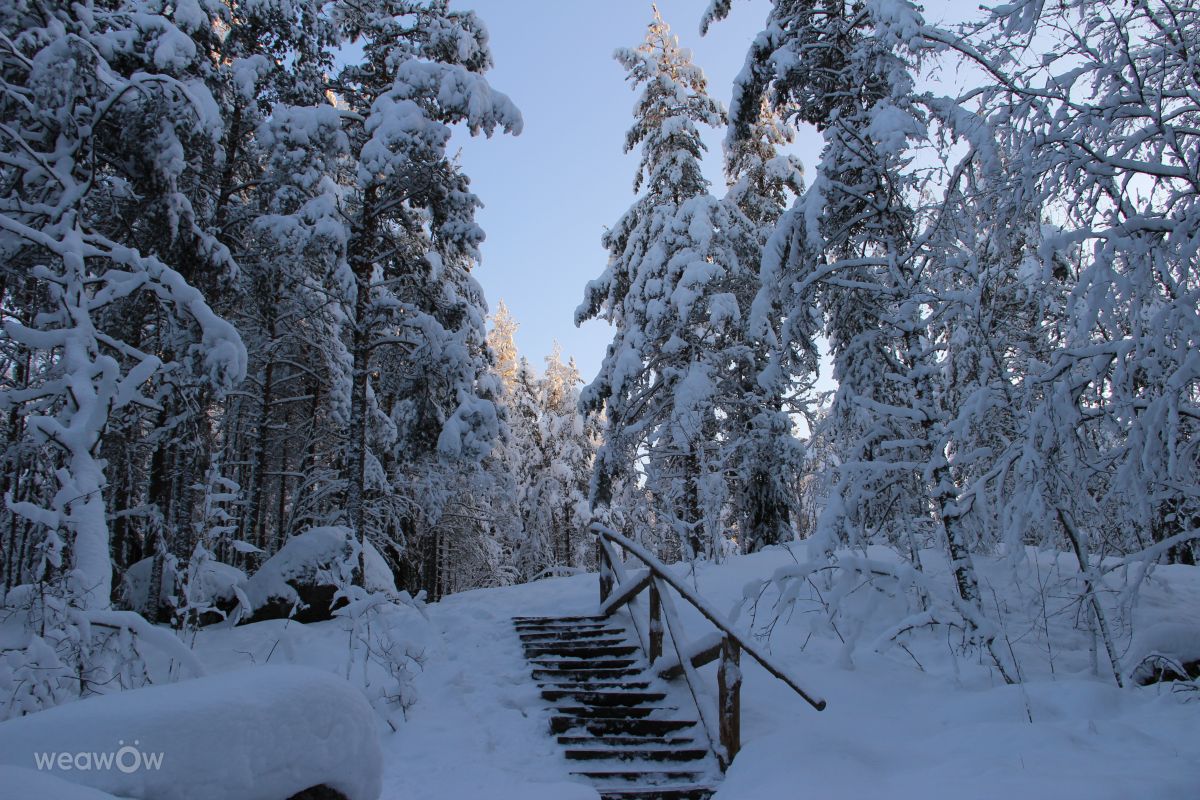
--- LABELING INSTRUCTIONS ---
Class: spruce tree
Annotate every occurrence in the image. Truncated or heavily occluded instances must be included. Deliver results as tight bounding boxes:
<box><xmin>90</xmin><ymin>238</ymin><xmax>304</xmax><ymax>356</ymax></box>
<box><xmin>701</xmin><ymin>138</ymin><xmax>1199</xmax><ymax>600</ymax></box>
<box><xmin>577</xmin><ymin>8</ymin><xmax>737</xmax><ymax>560</ymax></box>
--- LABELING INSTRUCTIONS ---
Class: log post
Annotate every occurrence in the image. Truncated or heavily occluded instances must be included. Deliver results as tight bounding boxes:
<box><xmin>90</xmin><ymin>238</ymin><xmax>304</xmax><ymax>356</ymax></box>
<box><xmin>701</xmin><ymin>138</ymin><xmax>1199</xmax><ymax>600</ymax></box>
<box><xmin>649</xmin><ymin>579</ymin><xmax>663</xmax><ymax>663</ymax></box>
<box><xmin>718</xmin><ymin>635</ymin><xmax>741</xmax><ymax>769</ymax></box>
<box><xmin>598</xmin><ymin>538</ymin><xmax>613</xmax><ymax>604</ymax></box>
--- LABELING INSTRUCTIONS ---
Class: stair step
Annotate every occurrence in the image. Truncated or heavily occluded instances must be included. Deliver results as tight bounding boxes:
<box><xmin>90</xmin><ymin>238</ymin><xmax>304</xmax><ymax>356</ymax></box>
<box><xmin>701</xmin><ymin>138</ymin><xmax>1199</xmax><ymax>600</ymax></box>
<box><xmin>558</xmin><ymin>735</ymin><xmax>697</xmax><ymax>747</ymax></box>
<box><xmin>532</xmin><ymin>657</ymin><xmax>638</xmax><ymax>669</ymax></box>
<box><xmin>513</xmin><ymin>619</ymin><xmax>612</xmax><ymax>631</ymax></box>
<box><xmin>539</xmin><ymin>681</ymin><xmax>653</xmax><ymax>691</ymax></box>
<box><xmin>519</xmin><ymin>628</ymin><xmax>627</xmax><ymax>641</ymax></box>
<box><xmin>525</xmin><ymin>644</ymin><xmax>640</xmax><ymax>658</ymax></box>
<box><xmin>573</xmin><ymin>768</ymin><xmax>707</xmax><ymax>783</ymax></box>
<box><xmin>598</xmin><ymin>784</ymin><xmax>715</xmax><ymax>800</ymax></box>
<box><xmin>551</xmin><ymin>716</ymin><xmax>697</xmax><ymax>736</ymax></box>
<box><xmin>513</xmin><ymin>615</ymin><xmax>610</xmax><ymax>623</ymax></box>
<box><xmin>553</xmin><ymin>705</ymin><xmax>676</xmax><ymax>719</ymax></box>
<box><xmin>532</xmin><ymin>668</ymin><xmax>643</xmax><ymax>682</ymax></box>
<box><xmin>564</xmin><ymin>747</ymin><xmax>709</xmax><ymax>762</ymax></box>
<box><xmin>541</xmin><ymin>690</ymin><xmax>667</xmax><ymax>706</ymax></box>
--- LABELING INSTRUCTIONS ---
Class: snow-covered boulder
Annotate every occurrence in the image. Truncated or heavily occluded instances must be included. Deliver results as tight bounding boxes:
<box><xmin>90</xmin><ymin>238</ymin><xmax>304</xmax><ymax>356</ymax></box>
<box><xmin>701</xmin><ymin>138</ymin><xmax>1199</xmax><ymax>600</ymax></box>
<box><xmin>122</xmin><ymin>556</ymin><xmax>245</xmax><ymax>623</ymax></box>
<box><xmin>242</xmin><ymin>527</ymin><xmax>397</xmax><ymax>623</ymax></box>
<box><xmin>0</xmin><ymin>665</ymin><xmax>382</xmax><ymax>800</ymax></box>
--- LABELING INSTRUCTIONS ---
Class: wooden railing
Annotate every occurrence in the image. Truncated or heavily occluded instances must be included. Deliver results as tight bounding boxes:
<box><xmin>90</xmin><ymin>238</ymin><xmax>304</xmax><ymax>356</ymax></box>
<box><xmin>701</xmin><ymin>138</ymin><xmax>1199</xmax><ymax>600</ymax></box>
<box><xmin>594</xmin><ymin>523</ymin><xmax>826</xmax><ymax>771</ymax></box>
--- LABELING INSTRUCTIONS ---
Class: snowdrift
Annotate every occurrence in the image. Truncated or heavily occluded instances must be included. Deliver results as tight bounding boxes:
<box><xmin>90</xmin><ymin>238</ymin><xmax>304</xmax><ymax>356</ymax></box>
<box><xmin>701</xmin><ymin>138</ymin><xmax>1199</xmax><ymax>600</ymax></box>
<box><xmin>0</xmin><ymin>664</ymin><xmax>382</xmax><ymax>800</ymax></box>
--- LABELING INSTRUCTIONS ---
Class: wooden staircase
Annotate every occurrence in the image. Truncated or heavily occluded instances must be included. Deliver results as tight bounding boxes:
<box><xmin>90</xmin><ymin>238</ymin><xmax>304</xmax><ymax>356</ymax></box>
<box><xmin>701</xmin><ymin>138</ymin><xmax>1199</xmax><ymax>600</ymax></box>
<box><xmin>514</xmin><ymin>614</ymin><xmax>718</xmax><ymax>800</ymax></box>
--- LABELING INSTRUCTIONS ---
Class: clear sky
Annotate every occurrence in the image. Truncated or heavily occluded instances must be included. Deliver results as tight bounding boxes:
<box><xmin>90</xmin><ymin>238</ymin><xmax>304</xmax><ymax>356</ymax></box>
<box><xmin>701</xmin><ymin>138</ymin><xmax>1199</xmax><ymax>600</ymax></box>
<box><xmin>450</xmin><ymin>0</ymin><xmax>820</xmax><ymax>382</ymax></box>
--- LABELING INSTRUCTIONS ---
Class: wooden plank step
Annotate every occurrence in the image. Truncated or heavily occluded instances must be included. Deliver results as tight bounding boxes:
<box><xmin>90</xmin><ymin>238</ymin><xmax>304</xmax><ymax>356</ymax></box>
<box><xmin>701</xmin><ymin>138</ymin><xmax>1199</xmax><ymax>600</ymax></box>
<box><xmin>557</xmin><ymin>734</ymin><xmax>697</xmax><ymax>747</ymax></box>
<box><xmin>572</xmin><ymin>769</ymin><xmax>706</xmax><ymax>783</ymax></box>
<box><xmin>550</xmin><ymin>716</ymin><xmax>697</xmax><ymax>736</ymax></box>
<box><xmin>513</xmin><ymin>618</ymin><xmax>614</xmax><ymax>623</ymax></box>
<box><xmin>540</xmin><ymin>690</ymin><xmax>667</xmax><ymax>706</ymax></box>
<box><xmin>520</xmin><ymin>633</ymin><xmax>628</xmax><ymax>647</ymax></box>
<box><xmin>513</xmin><ymin>618</ymin><xmax>610</xmax><ymax>629</ymax></box>
<box><xmin>597</xmin><ymin>784</ymin><xmax>714</xmax><ymax>800</ymax></box>
<box><xmin>552</xmin><ymin>705</ymin><xmax>677</xmax><ymax>719</ymax></box>
<box><xmin>538</xmin><ymin>681</ymin><xmax>652</xmax><ymax>691</ymax></box>
<box><xmin>530</xmin><ymin>658</ymin><xmax>639</xmax><ymax>670</ymax></box>
<box><xmin>532</xmin><ymin>667</ymin><xmax>642</xmax><ymax>681</ymax></box>
<box><xmin>524</xmin><ymin>643</ymin><xmax>640</xmax><ymax>658</ymax></box>
<box><xmin>518</xmin><ymin>629</ymin><xmax>627</xmax><ymax>641</ymax></box>
<box><xmin>564</xmin><ymin>747</ymin><xmax>708</xmax><ymax>762</ymax></box>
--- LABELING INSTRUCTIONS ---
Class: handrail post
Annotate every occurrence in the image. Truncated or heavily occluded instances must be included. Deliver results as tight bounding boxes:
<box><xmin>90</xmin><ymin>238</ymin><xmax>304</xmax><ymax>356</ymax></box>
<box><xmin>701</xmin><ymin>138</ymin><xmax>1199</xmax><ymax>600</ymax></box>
<box><xmin>718</xmin><ymin>635</ymin><xmax>741</xmax><ymax>769</ymax></box>
<box><xmin>649</xmin><ymin>580</ymin><xmax>662</xmax><ymax>663</ymax></box>
<box><xmin>598</xmin><ymin>535</ymin><xmax>613</xmax><ymax>604</ymax></box>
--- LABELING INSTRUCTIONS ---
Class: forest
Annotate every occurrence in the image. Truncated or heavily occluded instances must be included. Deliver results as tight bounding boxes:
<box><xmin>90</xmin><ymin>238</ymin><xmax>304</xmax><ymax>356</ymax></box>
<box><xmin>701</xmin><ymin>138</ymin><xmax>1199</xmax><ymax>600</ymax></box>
<box><xmin>0</xmin><ymin>0</ymin><xmax>1197</xmax><ymax>798</ymax></box>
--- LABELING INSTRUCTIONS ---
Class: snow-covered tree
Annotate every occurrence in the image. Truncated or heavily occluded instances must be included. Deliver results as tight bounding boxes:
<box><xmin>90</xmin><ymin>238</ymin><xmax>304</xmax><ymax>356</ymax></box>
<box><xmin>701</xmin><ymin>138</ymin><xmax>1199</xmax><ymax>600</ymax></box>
<box><xmin>578</xmin><ymin>8</ymin><xmax>747</xmax><ymax>561</ymax></box>
<box><xmin>0</xmin><ymin>0</ymin><xmax>246</xmax><ymax>610</ymax></box>
<box><xmin>721</xmin><ymin>96</ymin><xmax>809</xmax><ymax>553</ymax></box>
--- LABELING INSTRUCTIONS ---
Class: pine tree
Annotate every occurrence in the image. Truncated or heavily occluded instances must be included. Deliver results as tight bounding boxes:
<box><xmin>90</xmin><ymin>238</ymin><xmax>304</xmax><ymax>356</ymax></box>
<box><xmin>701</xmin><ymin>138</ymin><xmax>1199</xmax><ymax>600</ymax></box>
<box><xmin>273</xmin><ymin>0</ymin><xmax>523</xmax><ymax>587</ymax></box>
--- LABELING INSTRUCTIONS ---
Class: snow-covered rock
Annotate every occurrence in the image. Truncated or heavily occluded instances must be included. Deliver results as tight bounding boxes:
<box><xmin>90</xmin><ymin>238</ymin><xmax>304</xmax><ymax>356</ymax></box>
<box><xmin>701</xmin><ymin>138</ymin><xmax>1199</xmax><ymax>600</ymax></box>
<box><xmin>122</xmin><ymin>556</ymin><xmax>245</xmax><ymax>622</ymax></box>
<box><xmin>242</xmin><ymin>526</ymin><xmax>397</xmax><ymax>623</ymax></box>
<box><xmin>0</xmin><ymin>665</ymin><xmax>382</xmax><ymax>800</ymax></box>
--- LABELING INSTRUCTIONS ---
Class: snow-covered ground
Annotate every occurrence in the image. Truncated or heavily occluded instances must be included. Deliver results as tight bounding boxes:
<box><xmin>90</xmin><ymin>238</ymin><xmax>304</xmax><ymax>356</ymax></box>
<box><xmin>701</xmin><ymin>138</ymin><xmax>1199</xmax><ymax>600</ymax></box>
<box><xmin>192</xmin><ymin>544</ymin><xmax>1200</xmax><ymax>799</ymax></box>
<box><xmin>7</xmin><ymin>545</ymin><xmax>1198</xmax><ymax>799</ymax></box>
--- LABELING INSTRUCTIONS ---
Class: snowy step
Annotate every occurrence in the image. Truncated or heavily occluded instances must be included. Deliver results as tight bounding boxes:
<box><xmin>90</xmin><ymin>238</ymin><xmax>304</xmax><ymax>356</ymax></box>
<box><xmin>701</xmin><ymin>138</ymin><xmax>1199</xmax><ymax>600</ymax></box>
<box><xmin>518</xmin><ymin>627</ymin><xmax>627</xmax><ymax>640</ymax></box>
<box><xmin>550</xmin><ymin>716</ymin><xmax>697</xmax><ymax>736</ymax></box>
<box><xmin>513</xmin><ymin>618</ymin><xmax>614</xmax><ymax>623</ymax></box>
<box><xmin>597</xmin><ymin>784</ymin><xmax>714</xmax><ymax>800</ymax></box>
<box><xmin>557</xmin><ymin>734</ymin><xmax>698</xmax><ymax>748</ymax></box>
<box><xmin>531</xmin><ymin>667</ymin><xmax>643</xmax><ymax>682</ymax></box>
<box><xmin>538</xmin><ymin>681</ymin><xmax>653</xmax><ymax>691</ymax></box>
<box><xmin>513</xmin><ymin>615</ymin><xmax>610</xmax><ymax>626</ymax></box>
<box><xmin>514</xmin><ymin>623</ymin><xmax>618</xmax><ymax>634</ymax></box>
<box><xmin>524</xmin><ymin>643</ymin><xmax>640</xmax><ymax>658</ymax></box>
<box><xmin>573</xmin><ymin>768</ymin><xmax>707</xmax><ymax>783</ymax></box>
<box><xmin>531</xmin><ymin>657</ymin><xmax>639</xmax><ymax>670</ymax></box>
<box><xmin>541</xmin><ymin>689</ymin><xmax>667</xmax><ymax>706</ymax></box>
<box><xmin>563</xmin><ymin>746</ymin><xmax>709</xmax><ymax>762</ymax></box>
<box><xmin>552</xmin><ymin>705</ymin><xmax>678</xmax><ymax>719</ymax></box>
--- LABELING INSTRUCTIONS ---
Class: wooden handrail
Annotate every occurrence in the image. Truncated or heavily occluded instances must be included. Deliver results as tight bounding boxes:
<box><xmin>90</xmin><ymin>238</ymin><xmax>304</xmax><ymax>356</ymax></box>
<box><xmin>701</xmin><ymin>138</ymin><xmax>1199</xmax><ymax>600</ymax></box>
<box><xmin>592</xmin><ymin>523</ymin><xmax>827</xmax><ymax>770</ymax></box>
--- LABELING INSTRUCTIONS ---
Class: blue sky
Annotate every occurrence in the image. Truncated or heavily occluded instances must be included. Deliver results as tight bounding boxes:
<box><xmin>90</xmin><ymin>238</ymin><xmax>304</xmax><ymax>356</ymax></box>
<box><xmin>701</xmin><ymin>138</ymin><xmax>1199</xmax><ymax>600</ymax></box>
<box><xmin>450</xmin><ymin>0</ymin><xmax>821</xmax><ymax>381</ymax></box>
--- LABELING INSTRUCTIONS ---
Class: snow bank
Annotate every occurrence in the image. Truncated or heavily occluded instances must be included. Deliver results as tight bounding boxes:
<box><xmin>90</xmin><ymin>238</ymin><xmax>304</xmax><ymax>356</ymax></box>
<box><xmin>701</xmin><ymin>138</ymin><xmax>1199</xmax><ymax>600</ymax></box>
<box><xmin>1126</xmin><ymin>621</ymin><xmax>1200</xmax><ymax>684</ymax></box>
<box><xmin>0</xmin><ymin>766</ymin><xmax>123</xmax><ymax>799</ymax></box>
<box><xmin>0</xmin><ymin>665</ymin><xmax>382</xmax><ymax>800</ymax></box>
<box><xmin>242</xmin><ymin>526</ymin><xmax>397</xmax><ymax>621</ymax></box>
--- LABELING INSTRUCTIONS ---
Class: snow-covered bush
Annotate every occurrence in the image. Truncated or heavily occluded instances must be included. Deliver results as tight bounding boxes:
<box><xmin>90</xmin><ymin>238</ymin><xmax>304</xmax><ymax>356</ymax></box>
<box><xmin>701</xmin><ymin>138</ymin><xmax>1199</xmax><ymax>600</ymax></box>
<box><xmin>0</xmin><ymin>582</ymin><xmax>203</xmax><ymax>721</ymax></box>
<box><xmin>335</xmin><ymin>589</ymin><xmax>430</xmax><ymax>731</ymax></box>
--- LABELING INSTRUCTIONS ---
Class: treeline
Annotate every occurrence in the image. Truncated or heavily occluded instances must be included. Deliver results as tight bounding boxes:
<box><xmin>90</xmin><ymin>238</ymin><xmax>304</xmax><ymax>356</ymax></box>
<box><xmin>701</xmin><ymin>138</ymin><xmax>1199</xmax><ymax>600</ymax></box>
<box><xmin>579</xmin><ymin>1</ymin><xmax>1198</xmax><ymax>680</ymax></box>
<box><xmin>0</xmin><ymin>0</ymin><xmax>606</xmax><ymax>619</ymax></box>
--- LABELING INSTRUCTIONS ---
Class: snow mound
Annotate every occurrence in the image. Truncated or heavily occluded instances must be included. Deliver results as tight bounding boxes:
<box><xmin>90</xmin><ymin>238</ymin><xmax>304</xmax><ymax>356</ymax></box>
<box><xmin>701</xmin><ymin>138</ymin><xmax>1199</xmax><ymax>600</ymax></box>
<box><xmin>0</xmin><ymin>766</ymin><xmax>123</xmax><ymax>799</ymax></box>
<box><xmin>122</xmin><ymin>556</ymin><xmax>245</xmax><ymax>618</ymax></box>
<box><xmin>1126</xmin><ymin>621</ymin><xmax>1200</xmax><ymax>684</ymax></box>
<box><xmin>242</xmin><ymin>526</ymin><xmax>397</xmax><ymax>621</ymax></box>
<box><xmin>0</xmin><ymin>665</ymin><xmax>382</xmax><ymax>800</ymax></box>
